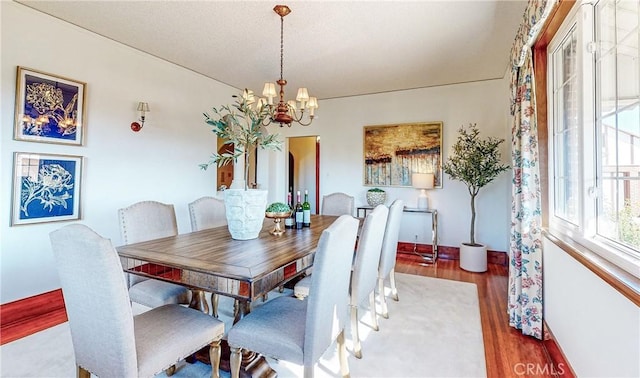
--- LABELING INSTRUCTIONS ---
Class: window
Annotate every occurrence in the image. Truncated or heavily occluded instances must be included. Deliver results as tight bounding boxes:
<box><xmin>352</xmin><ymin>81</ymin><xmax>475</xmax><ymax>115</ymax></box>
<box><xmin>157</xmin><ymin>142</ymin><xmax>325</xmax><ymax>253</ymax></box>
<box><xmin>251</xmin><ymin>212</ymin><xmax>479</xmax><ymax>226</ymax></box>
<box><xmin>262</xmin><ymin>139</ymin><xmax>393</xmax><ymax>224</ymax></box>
<box><xmin>548</xmin><ymin>0</ymin><xmax>639</xmax><ymax>277</ymax></box>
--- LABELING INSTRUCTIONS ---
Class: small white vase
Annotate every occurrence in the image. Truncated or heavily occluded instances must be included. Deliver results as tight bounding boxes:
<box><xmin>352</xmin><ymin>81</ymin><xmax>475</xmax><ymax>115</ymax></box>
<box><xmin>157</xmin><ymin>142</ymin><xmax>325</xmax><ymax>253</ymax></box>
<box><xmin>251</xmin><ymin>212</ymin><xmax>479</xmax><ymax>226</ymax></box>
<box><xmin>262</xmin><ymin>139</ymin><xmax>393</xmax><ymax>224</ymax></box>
<box><xmin>223</xmin><ymin>189</ymin><xmax>268</xmax><ymax>240</ymax></box>
<box><xmin>459</xmin><ymin>243</ymin><xmax>487</xmax><ymax>272</ymax></box>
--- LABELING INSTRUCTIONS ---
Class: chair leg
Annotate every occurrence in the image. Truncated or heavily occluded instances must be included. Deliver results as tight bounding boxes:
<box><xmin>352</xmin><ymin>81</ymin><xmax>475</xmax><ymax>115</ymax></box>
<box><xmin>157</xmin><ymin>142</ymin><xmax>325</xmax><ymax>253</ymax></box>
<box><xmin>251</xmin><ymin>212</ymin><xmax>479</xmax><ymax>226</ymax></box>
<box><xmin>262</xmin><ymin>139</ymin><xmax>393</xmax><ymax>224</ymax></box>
<box><xmin>210</xmin><ymin>292</ymin><xmax>219</xmax><ymax>318</ymax></box>
<box><xmin>77</xmin><ymin>366</ymin><xmax>90</xmax><ymax>378</ymax></box>
<box><xmin>165</xmin><ymin>365</ymin><xmax>176</xmax><ymax>376</ymax></box>
<box><xmin>230</xmin><ymin>346</ymin><xmax>242</xmax><ymax>378</ymax></box>
<box><xmin>378</xmin><ymin>278</ymin><xmax>389</xmax><ymax>319</ymax></box>
<box><xmin>209</xmin><ymin>339</ymin><xmax>221</xmax><ymax>378</ymax></box>
<box><xmin>337</xmin><ymin>330</ymin><xmax>350</xmax><ymax>378</ymax></box>
<box><xmin>389</xmin><ymin>269</ymin><xmax>399</xmax><ymax>301</ymax></box>
<box><xmin>350</xmin><ymin>305</ymin><xmax>362</xmax><ymax>359</ymax></box>
<box><xmin>369</xmin><ymin>292</ymin><xmax>379</xmax><ymax>331</ymax></box>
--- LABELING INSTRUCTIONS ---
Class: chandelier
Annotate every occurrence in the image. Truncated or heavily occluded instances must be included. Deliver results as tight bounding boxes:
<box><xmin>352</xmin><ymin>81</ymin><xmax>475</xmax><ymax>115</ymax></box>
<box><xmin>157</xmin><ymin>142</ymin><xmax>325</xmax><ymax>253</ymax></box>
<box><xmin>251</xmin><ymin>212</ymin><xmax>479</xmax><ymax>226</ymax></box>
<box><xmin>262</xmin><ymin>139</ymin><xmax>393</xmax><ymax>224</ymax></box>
<box><xmin>243</xmin><ymin>5</ymin><xmax>317</xmax><ymax>127</ymax></box>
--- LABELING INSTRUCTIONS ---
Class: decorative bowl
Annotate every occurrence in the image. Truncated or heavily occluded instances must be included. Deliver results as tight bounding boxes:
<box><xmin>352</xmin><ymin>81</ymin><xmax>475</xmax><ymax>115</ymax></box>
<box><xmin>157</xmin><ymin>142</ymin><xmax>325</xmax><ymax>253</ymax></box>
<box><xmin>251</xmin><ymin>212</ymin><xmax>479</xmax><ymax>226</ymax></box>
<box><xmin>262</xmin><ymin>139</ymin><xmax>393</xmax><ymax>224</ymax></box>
<box><xmin>366</xmin><ymin>191</ymin><xmax>386</xmax><ymax>206</ymax></box>
<box><xmin>265</xmin><ymin>211</ymin><xmax>292</xmax><ymax>236</ymax></box>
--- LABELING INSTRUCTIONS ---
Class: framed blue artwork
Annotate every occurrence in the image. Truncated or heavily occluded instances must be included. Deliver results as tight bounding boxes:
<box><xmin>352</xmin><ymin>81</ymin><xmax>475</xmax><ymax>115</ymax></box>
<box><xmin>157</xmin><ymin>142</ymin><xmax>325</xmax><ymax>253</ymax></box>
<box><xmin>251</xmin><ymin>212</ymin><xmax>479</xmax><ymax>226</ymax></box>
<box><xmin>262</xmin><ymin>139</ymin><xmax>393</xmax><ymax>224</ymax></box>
<box><xmin>11</xmin><ymin>152</ymin><xmax>83</xmax><ymax>226</ymax></box>
<box><xmin>14</xmin><ymin>67</ymin><xmax>86</xmax><ymax>145</ymax></box>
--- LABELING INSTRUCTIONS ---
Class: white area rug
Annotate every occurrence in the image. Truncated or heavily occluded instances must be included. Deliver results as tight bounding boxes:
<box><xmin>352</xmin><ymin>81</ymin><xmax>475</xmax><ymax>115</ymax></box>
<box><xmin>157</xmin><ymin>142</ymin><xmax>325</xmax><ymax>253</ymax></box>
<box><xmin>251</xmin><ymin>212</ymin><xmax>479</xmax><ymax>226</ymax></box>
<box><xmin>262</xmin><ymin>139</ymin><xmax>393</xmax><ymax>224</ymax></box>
<box><xmin>1</xmin><ymin>273</ymin><xmax>485</xmax><ymax>377</ymax></box>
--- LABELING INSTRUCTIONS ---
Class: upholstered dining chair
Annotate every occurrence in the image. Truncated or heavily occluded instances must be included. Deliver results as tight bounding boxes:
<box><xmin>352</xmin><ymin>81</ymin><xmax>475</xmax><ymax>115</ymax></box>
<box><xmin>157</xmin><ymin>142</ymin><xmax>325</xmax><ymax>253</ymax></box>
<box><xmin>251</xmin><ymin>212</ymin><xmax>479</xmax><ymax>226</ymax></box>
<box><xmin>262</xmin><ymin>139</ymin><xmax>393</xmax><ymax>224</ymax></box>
<box><xmin>118</xmin><ymin>201</ymin><xmax>191</xmax><ymax>308</ymax></box>
<box><xmin>188</xmin><ymin>196</ymin><xmax>227</xmax><ymax>231</ymax></box>
<box><xmin>349</xmin><ymin>204</ymin><xmax>388</xmax><ymax>359</ymax></box>
<box><xmin>227</xmin><ymin>215</ymin><xmax>359</xmax><ymax>378</ymax></box>
<box><xmin>188</xmin><ymin>196</ymin><xmax>227</xmax><ymax>317</ymax></box>
<box><xmin>321</xmin><ymin>192</ymin><xmax>355</xmax><ymax>216</ymax></box>
<box><xmin>377</xmin><ymin>199</ymin><xmax>404</xmax><ymax>318</ymax></box>
<box><xmin>50</xmin><ymin>224</ymin><xmax>224</xmax><ymax>378</ymax></box>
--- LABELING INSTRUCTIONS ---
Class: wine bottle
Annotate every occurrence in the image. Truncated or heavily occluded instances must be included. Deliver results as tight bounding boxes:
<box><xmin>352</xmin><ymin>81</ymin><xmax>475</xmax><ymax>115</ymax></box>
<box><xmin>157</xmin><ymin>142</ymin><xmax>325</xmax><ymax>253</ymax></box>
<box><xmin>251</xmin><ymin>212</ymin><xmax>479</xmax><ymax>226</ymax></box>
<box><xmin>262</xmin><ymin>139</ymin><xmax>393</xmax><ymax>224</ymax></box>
<box><xmin>302</xmin><ymin>189</ymin><xmax>311</xmax><ymax>227</ymax></box>
<box><xmin>295</xmin><ymin>191</ymin><xmax>303</xmax><ymax>229</ymax></box>
<box><xmin>284</xmin><ymin>192</ymin><xmax>294</xmax><ymax>229</ymax></box>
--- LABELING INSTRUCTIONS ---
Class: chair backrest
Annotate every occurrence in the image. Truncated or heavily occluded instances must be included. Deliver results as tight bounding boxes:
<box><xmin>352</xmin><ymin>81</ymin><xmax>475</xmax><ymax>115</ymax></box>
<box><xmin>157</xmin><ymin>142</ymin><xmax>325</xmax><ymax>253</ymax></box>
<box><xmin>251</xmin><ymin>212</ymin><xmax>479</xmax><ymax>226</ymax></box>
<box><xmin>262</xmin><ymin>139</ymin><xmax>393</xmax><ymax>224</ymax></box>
<box><xmin>321</xmin><ymin>192</ymin><xmax>354</xmax><ymax>216</ymax></box>
<box><xmin>350</xmin><ymin>204</ymin><xmax>389</xmax><ymax>306</ymax></box>
<box><xmin>118</xmin><ymin>201</ymin><xmax>178</xmax><ymax>245</ymax></box>
<box><xmin>304</xmin><ymin>214</ymin><xmax>359</xmax><ymax>368</ymax></box>
<box><xmin>188</xmin><ymin>196</ymin><xmax>227</xmax><ymax>231</ymax></box>
<box><xmin>50</xmin><ymin>224</ymin><xmax>138</xmax><ymax>377</ymax></box>
<box><xmin>378</xmin><ymin>199</ymin><xmax>404</xmax><ymax>278</ymax></box>
<box><xmin>118</xmin><ymin>201</ymin><xmax>178</xmax><ymax>286</ymax></box>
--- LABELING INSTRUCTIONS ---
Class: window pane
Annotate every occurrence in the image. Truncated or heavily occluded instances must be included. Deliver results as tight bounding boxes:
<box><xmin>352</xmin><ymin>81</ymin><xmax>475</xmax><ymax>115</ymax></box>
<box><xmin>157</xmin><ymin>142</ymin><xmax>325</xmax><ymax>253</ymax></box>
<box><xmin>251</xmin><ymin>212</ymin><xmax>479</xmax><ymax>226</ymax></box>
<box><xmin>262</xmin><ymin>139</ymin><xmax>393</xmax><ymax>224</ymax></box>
<box><xmin>598</xmin><ymin>0</ymin><xmax>616</xmax><ymax>53</ymax></box>
<box><xmin>552</xmin><ymin>30</ymin><xmax>580</xmax><ymax>224</ymax></box>
<box><xmin>596</xmin><ymin>0</ymin><xmax>640</xmax><ymax>251</ymax></box>
<box><xmin>599</xmin><ymin>53</ymin><xmax>617</xmax><ymax>117</ymax></box>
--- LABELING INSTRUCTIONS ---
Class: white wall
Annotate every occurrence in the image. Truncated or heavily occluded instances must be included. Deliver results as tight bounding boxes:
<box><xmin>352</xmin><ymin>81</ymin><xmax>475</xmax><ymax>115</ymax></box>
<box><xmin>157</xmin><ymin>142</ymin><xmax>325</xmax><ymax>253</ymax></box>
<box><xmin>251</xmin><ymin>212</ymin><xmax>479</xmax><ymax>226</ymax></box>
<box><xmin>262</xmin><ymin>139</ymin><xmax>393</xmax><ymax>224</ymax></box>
<box><xmin>543</xmin><ymin>238</ymin><xmax>640</xmax><ymax>377</ymax></box>
<box><xmin>1</xmin><ymin>3</ymin><xmax>236</xmax><ymax>304</ymax></box>
<box><xmin>274</xmin><ymin>78</ymin><xmax>512</xmax><ymax>250</ymax></box>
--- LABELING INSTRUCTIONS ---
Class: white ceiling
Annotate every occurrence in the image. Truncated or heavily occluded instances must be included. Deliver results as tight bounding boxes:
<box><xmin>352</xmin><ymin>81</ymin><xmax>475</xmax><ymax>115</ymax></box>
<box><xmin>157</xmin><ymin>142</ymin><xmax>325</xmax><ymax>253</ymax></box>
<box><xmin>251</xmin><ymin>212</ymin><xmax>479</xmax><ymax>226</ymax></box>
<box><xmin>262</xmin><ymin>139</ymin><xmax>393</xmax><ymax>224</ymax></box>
<box><xmin>16</xmin><ymin>0</ymin><xmax>527</xmax><ymax>100</ymax></box>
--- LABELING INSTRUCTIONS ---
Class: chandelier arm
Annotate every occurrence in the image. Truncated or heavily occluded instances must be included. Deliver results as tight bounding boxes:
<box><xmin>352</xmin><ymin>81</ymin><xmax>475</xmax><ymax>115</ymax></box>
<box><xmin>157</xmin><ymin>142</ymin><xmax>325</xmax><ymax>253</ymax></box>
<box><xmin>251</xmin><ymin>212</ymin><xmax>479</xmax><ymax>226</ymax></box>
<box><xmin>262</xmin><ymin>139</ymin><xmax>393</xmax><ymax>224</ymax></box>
<box><xmin>286</xmin><ymin>104</ymin><xmax>314</xmax><ymax>126</ymax></box>
<box><xmin>296</xmin><ymin>117</ymin><xmax>314</xmax><ymax>127</ymax></box>
<box><xmin>287</xmin><ymin>105</ymin><xmax>305</xmax><ymax>123</ymax></box>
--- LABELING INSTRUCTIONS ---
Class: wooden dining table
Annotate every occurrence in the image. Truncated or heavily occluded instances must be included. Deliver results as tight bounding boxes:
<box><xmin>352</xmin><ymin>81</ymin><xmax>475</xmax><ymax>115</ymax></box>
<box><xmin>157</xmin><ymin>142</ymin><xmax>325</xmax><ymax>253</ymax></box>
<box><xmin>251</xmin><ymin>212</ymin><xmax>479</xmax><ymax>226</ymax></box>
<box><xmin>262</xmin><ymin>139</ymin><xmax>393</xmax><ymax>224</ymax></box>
<box><xmin>116</xmin><ymin>214</ymin><xmax>339</xmax><ymax>376</ymax></box>
<box><xmin>116</xmin><ymin>214</ymin><xmax>338</xmax><ymax>316</ymax></box>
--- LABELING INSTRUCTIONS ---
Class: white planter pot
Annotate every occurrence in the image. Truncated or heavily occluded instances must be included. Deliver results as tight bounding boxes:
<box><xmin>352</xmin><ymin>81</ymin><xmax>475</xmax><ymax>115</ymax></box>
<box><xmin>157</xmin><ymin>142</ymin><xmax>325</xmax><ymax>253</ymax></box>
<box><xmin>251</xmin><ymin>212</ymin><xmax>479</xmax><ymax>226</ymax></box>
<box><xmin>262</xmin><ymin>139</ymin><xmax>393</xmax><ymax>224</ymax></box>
<box><xmin>459</xmin><ymin>243</ymin><xmax>487</xmax><ymax>272</ymax></box>
<box><xmin>366</xmin><ymin>191</ymin><xmax>386</xmax><ymax>206</ymax></box>
<box><xmin>223</xmin><ymin>189</ymin><xmax>268</xmax><ymax>240</ymax></box>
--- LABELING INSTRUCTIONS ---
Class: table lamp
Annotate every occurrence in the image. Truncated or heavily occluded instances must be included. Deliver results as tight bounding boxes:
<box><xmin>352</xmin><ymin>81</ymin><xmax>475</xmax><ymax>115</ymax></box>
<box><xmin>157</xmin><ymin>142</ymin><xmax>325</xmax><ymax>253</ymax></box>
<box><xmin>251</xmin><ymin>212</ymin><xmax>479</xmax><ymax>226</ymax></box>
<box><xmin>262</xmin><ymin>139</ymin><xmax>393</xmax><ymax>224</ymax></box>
<box><xmin>412</xmin><ymin>173</ymin><xmax>435</xmax><ymax>209</ymax></box>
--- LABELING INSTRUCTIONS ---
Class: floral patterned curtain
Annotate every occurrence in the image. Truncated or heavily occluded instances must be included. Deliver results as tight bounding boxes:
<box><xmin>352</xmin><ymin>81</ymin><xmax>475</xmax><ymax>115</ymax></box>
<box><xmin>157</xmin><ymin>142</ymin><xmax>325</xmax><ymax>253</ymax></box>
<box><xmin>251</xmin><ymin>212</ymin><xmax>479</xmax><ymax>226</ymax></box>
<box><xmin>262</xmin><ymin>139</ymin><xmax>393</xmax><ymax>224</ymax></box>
<box><xmin>508</xmin><ymin>0</ymin><xmax>555</xmax><ymax>340</ymax></box>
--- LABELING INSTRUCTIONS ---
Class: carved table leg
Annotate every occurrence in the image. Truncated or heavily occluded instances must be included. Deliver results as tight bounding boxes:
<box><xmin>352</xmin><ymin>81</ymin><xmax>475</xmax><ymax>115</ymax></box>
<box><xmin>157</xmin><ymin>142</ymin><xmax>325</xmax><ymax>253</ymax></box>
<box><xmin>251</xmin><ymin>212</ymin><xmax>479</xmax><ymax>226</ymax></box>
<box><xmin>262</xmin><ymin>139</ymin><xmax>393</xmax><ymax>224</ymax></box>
<box><xmin>189</xmin><ymin>289</ymin><xmax>209</xmax><ymax>314</ymax></box>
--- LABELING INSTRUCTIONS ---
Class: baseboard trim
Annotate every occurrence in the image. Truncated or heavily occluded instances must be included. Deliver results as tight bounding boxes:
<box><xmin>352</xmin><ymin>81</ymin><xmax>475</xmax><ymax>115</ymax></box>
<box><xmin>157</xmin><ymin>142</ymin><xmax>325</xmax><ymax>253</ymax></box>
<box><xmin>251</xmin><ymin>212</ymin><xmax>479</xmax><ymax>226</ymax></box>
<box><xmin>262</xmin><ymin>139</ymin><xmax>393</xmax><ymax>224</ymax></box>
<box><xmin>543</xmin><ymin>321</ymin><xmax>576</xmax><ymax>377</ymax></box>
<box><xmin>0</xmin><ymin>289</ymin><xmax>67</xmax><ymax>345</ymax></box>
<box><xmin>397</xmin><ymin>242</ymin><xmax>508</xmax><ymax>265</ymax></box>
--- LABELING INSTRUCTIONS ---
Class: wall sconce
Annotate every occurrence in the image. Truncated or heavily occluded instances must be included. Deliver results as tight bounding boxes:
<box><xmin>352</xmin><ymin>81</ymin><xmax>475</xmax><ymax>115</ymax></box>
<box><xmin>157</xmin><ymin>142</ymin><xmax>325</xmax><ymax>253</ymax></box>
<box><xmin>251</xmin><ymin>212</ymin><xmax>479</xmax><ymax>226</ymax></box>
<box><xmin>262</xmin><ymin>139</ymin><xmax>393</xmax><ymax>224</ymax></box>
<box><xmin>412</xmin><ymin>173</ymin><xmax>435</xmax><ymax>209</ymax></box>
<box><xmin>130</xmin><ymin>102</ymin><xmax>149</xmax><ymax>132</ymax></box>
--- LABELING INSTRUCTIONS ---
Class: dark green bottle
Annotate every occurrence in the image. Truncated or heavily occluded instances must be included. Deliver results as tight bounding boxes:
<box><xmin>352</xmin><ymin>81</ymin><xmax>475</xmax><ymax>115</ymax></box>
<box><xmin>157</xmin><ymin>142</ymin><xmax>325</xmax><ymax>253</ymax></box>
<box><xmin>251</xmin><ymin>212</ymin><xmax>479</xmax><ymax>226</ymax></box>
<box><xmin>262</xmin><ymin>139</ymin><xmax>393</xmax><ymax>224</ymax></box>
<box><xmin>303</xmin><ymin>190</ymin><xmax>311</xmax><ymax>227</ymax></box>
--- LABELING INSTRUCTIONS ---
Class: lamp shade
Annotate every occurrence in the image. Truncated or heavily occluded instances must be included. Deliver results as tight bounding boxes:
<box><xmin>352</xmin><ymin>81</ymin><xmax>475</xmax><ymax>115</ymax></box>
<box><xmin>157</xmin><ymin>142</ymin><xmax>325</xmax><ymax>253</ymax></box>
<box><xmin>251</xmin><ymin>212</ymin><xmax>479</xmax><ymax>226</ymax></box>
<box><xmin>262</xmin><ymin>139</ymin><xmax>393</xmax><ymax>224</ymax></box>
<box><xmin>262</xmin><ymin>82</ymin><xmax>277</xmax><ymax>98</ymax></box>
<box><xmin>137</xmin><ymin>102</ymin><xmax>149</xmax><ymax>112</ymax></box>
<box><xmin>412</xmin><ymin>173</ymin><xmax>434</xmax><ymax>189</ymax></box>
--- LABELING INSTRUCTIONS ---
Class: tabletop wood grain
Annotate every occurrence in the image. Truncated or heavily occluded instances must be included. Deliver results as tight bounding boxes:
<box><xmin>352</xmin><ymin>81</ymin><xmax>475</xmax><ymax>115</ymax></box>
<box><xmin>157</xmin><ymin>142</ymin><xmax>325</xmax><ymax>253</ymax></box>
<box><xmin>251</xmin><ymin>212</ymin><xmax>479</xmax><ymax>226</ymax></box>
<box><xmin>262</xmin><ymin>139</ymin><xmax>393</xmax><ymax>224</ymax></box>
<box><xmin>116</xmin><ymin>215</ymin><xmax>339</xmax><ymax>301</ymax></box>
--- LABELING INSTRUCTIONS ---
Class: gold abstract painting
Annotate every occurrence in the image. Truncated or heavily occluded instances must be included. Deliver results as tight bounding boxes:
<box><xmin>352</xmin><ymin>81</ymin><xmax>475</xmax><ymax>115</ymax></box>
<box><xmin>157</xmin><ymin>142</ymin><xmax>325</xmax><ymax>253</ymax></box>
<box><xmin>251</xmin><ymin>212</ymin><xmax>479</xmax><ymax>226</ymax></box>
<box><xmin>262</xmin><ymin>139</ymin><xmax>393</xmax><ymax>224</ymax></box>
<box><xmin>363</xmin><ymin>122</ymin><xmax>442</xmax><ymax>187</ymax></box>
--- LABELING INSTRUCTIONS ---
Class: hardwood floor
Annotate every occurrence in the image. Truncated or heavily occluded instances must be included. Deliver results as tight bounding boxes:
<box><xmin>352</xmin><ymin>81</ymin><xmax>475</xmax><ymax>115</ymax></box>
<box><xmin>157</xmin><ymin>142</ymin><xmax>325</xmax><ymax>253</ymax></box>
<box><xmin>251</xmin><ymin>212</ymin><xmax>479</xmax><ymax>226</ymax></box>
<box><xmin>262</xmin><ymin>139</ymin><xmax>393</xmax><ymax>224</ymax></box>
<box><xmin>395</xmin><ymin>252</ymin><xmax>556</xmax><ymax>378</ymax></box>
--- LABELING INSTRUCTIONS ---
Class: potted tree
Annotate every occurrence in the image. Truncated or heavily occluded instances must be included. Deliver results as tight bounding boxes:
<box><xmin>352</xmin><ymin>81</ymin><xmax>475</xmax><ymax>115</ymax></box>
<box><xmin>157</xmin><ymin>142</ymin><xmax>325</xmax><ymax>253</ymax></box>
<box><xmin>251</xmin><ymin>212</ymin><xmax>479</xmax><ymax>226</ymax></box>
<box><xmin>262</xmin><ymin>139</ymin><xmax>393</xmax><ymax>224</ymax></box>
<box><xmin>200</xmin><ymin>91</ymin><xmax>281</xmax><ymax>240</ymax></box>
<box><xmin>442</xmin><ymin>123</ymin><xmax>509</xmax><ymax>272</ymax></box>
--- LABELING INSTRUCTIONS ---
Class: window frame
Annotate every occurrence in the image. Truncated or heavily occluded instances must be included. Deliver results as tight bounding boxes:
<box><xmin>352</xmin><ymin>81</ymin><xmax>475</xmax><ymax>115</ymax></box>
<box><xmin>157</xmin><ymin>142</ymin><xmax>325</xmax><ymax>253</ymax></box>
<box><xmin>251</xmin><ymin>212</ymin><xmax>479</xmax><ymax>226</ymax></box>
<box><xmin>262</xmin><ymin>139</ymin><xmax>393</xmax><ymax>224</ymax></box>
<box><xmin>546</xmin><ymin>0</ymin><xmax>640</xmax><ymax>279</ymax></box>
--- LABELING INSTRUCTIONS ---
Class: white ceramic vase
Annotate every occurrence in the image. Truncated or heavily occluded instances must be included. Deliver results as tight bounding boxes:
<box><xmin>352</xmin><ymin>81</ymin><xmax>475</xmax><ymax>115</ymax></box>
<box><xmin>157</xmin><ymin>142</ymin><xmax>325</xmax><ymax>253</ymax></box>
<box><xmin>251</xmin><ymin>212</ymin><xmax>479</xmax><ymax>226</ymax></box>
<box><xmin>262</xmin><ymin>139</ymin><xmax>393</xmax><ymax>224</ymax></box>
<box><xmin>223</xmin><ymin>189</ymin><xmax>268</xmax><ymax>240</ymax></box>
<box><xmin>459</xmin><ymin>243</ymin><xmax>487</xmax><ymax>272</ymax></box>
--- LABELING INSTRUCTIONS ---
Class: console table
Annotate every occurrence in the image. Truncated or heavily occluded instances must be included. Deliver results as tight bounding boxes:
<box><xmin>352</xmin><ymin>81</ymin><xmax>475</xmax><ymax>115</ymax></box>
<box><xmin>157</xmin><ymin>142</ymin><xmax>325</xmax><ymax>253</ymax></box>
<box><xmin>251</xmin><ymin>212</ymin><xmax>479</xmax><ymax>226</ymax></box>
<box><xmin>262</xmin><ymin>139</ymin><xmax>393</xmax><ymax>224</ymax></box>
<box><xmin>356</xmin><ymin>205</ymin><xmax>438</xmax><ymax>263</ymax></box>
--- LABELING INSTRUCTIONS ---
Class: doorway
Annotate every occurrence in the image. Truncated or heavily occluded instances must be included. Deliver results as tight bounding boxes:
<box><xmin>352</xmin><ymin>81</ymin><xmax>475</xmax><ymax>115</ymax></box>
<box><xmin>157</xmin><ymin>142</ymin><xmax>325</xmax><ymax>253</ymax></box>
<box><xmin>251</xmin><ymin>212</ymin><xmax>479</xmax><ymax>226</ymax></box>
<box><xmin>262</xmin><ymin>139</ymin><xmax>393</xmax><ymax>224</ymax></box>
<box><xmin>216</xmin><ymin>138</ymin><xmax>258</xmax><ymax>190</ymax></box>
<box><xmin>288</xmin><ymin>136</ymin><xmax>320</xmax><ymax>213</ymax></box>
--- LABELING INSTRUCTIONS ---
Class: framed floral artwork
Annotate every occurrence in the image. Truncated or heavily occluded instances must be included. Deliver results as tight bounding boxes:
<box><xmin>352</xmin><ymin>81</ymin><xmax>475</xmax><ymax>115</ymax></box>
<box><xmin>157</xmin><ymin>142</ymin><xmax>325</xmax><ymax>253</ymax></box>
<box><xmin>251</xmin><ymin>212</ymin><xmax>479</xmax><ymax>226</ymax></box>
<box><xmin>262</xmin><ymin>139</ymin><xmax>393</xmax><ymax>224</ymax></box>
<box><xmin>14</xmin><ymin>66</ymin><xmax>86</xmax><ymax>145</ymax></box>
<box><xmin>363</xmin><ymin>122</ymin><xmax>443</xmax><ymax>188</ymax></box>
<box><xmin>11</xmin><ymin>152</ymin><xmax>83</xmax><ymax>226</ymax></box>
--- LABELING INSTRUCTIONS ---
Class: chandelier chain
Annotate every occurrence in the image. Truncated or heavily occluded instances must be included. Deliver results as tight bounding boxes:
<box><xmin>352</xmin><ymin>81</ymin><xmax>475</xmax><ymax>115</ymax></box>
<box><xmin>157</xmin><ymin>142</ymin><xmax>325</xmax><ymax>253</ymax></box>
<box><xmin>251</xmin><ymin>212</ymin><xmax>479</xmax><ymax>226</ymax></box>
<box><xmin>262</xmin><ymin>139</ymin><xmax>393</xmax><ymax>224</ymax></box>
<box><xmin>280</xmin><ymin>15</ymin><xmax>284</xmax><ymax>81</ymax></box>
